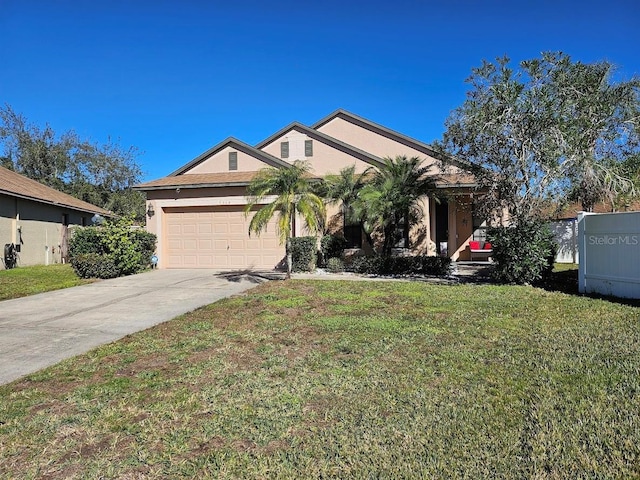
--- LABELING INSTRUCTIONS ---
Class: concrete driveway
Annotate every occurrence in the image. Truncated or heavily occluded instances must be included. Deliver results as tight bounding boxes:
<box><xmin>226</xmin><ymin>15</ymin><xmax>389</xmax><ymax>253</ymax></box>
<box><xmin>0</xmin><ymin>269</ymin><xmax>269</xmax><ymax>385</ymax></box>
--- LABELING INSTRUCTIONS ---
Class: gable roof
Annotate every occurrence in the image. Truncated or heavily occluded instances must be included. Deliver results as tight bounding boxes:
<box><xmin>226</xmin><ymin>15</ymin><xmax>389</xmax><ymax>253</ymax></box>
<box><xmin>311</xmin><ymin>109</ymin><xmax>471</xmax><ymax>170</ymax></box>
<box><xmin>0</xmin><ymin>166</ymin><xmax>111</xmax><ymax>215</ymax></box>
<box><xmin>255</xmin><ymin>122</ymin><xmax>385</xmax><ymax>169</ymax></box>
<box><xmin>169</xmin><ymin>137</ymin><xmax>291</xmax><ymax>176</ymax></box>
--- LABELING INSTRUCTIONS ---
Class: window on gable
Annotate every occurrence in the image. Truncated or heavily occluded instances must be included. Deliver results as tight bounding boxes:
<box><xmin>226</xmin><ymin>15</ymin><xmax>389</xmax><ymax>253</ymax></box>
<box><xmin>229</xmin><ymin>151</ymin><xmax>238</xmax><ymax>170</ymax></box>
<box><xmin>305</xmin><ymin>139</ymin><xmax>313</xmax><ymax>157</ymax></box>
<box><xmin>281</xmin><ymin>141</ymin><xmax>289</xmax><ymax>159</ymax></box>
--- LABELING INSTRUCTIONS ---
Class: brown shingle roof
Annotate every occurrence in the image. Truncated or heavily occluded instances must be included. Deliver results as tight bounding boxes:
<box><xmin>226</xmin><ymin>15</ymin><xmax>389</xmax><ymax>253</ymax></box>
<box><xmin>135</xmin><ymin>171</ymin><xmax>260</xmax><ymax>190</ymax></box>
<box><xmin>0</xmin><ymin>166</ymin><xmax>111</xmax><ymax>215</ymax></box>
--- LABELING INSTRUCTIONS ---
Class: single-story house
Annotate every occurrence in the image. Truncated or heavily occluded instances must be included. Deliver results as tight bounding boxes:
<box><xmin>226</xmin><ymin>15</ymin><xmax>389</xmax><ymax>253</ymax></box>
<box><xmin>0</xmin><ymin>165</ymin><xmax>111</xmax><ymax>269</ymax></box>
<box><xmin>135</xmin><ymin>109</ymin><xmax>485</xmax><ymax>270</ymax></box>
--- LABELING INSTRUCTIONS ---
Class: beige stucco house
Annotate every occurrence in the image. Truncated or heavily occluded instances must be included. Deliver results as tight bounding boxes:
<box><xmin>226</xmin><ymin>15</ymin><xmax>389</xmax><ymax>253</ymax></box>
<box><xmin>0</xmin><ymin>166</ymin><xmax>111</xmax><ymax>269</ymax></box>
<box><xmin>136</xmin><ymin>110</ymin><xmax>483</xmax><ymax>270</ymax></box>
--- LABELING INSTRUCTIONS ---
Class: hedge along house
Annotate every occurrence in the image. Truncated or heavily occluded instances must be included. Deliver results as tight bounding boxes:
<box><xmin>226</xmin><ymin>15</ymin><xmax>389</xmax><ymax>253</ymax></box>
<box><xmin>0</xmin><ymin>165</ymin><xmax>112</xmax><ymax>269</ymax></box>
<box><xmin>135</xmin><ymin>110</ymin><xmax>483</xmax><ymax>270</ymax></box>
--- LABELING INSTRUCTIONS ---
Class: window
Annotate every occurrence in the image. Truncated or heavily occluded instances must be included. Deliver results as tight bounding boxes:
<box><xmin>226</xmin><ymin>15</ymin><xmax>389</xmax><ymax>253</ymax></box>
<box><xmin>281</xmin><ymin>141</ymin><xmax>289</xmax><ymax>158</ymax></box>
<box><xmin>228</xmin><ymin>151</ymin><xmax>238</xmax><ymax>170</ymax></box>
<box><xmin>305</xmin><ymin>139</ymin><xmax>313</xmax><ymax>157</ymax></box>
<box><xmin>472</xmin><ymin>204</ymin><xmax>487</xmax><ymax>241</ymax></box>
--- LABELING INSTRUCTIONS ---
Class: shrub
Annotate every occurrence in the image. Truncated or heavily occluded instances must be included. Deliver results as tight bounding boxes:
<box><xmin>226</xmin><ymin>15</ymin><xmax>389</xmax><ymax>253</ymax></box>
<box><xmin>326</xmin><ymin>257</ymin><xmax>345</xmax><ymax>273</ymax></box>
<box><xmin>68</xmin><ymin>227</ymin><xmax>105</xmax><ymax>258</ymax></box>
<box><xmin>347</xmin><ymin>255</ymin><xmax>452</xmax><ymax>277</ymax></box>
<box><xmin>131</xmin><ymin>229</ymin><xmax>157</xmax><ymax>269</ymax></box>
<box><xmin>71</xmin><ymin>253</ymin><xmax>119</xmax><ymax>279</ymax></box>
<box><xmin>69</xmin><ymin>217</ymin><xmax>157</xmax><ymax>278</ymax></box>
<box><xmin>290</xmin><ymin>236</ymin><xmax>318</xmax><ymax>272</ymax></box>
<box><xmin>320</xmin><ymin>234</ymin><xmax>347</xmax><ymax>266</ymax></box>
<box><xmin>488</xmin><ymin>220</ymin><xmax>557</xmax><ymax>285</ymax></box>
<box><xmin>348</xmin><ymin>255</ymin><xmax>384</xmax><ymax>275</ymax></box>
<box><xmin>418</xmin><ymin>256</ymin><xmax>454</xmax><ymax>276</ymax></box>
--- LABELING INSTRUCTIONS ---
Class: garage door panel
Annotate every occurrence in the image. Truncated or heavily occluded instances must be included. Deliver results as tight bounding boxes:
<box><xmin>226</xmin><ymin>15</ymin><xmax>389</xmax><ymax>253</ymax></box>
<box><xmin>183</xmin><ymin>239</ymin><xmax>197</xmax><ymax>250</ymax></box>
<box><xmin>246</xmin><ymin>238</ymin><xmax>262</xmax><ymax>249</ymax></box>
<box><xmin>229</xmin><ymin>239</ymin><xmax>244</xmax><ymax>249</ymax></box>
<box><xmin>214</xmin><ymin>224</ymin><xmax>229</xmax><ymax>234</ymax></box>
<box><xmin>198</xmin><ymin>239</ymin><xmax>213</xmax><ymax>250</ymax></box>
<box><xmin>229</xmin><ymin>223</ymin><xmax>244</xmax><ymax>234</ymax></box>
<box><xmin>262</xmin><ymin>238</ymin><xmax>279</xmax><ymax>249</ymax></box>
<box><xmin>198</xmin><ymin>223</ymin><xmax>212</xmax><ymax>234</ymax></box>
<box><xmin>214</xmin><ymin>255</ymin><xmax>229</xmax><ymax>267</ymax></box>
<box><xmin>198</xmin><ymin>256</ymin><xmax>213</xmax><ymax>266</ymax></box>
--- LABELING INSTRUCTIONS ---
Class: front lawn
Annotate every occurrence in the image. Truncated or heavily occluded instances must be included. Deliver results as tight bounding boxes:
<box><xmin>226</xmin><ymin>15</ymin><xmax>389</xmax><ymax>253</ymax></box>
<box><xmin>1</xmin><ymin>280</ymin><xmax>639</xmax><ymax>478</ymax></box>
<box><xmin>0</xmin><ymin>264</ymin><xmax>92</xmax><ymax>301</ymax></box>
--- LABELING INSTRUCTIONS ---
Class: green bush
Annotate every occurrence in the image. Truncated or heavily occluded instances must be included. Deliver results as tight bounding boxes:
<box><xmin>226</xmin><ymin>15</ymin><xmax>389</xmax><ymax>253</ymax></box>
<box><xmin>132</xmin><ymin>229</ymin><xmax>157</xmax><ymax>268</ymax></box>
<box><xmin>69</xmin><ymin>218</ymin><xmax>157</xmax><ymax>278</ymax></box>
<box><xmin>68</xmin><ymin>227</ymin><xmax>105</xmax><ymax>258</ymax></box>
<box><xmin>326</xmin><ymin>257</ymin><xmax>345</xmax><ymax>273</ymax></box>
<box><xmin>488</xmin><ymin>220</ymin><xmax>557</xmax><ymax>285</ymax></box>
<box><xmin>347</xmin><ymin>255</ymin><xmax>452</xmax><ymax>277</ymax></box>
<box><xmin>71</xmin><ymin>253</ymin><xmax>119</xmax><ymax>279</ymax></box>
<box><xmin>419</xmin><ymin>256</ymin><xmax>454</xmax><ymax>276</ymax></box>
<box><xmin>320</xmin><ymin>234</ymin><xmax>347</xmax><ymax>266</ymax></box>
<box><xmin>290</xmin><ymin>236</ymin><xmax>318</xmax><ymax>272</ymax></box>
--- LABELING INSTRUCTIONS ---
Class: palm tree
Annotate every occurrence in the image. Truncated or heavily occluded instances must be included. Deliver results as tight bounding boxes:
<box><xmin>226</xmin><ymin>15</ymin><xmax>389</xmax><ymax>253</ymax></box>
<box><xmin>354</xmin><ymin>156</ymin><xmax>436</xmax><ymax>256</ymax></box>
<box><xmin>244</xmin><ymin>160</ymin><xmax>325</xmax><ymax>278</ymax></box>
<box><xmin>323</xmin><ymin>165</ymin><xmax>374</xmax><ymax>247</ymax></box>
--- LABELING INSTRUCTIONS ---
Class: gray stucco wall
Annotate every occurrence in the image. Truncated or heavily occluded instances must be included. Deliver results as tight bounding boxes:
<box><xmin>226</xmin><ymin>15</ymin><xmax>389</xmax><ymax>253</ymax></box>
<box><xmin>1</xmin><ymin>194</ymin><xmax>91</xmax><ymax>269</ymax></box>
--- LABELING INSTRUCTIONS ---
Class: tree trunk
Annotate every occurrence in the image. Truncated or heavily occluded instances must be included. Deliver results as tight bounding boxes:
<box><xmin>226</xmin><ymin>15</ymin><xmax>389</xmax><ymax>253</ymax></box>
<box><xmin>382</xmin><ymin>224</ymin><xmax>394</xmax><ymax>257</ymax></box>
<box><xmin>285</xmin><ymin>236</ymin><xmax>292</xmax><ymax>279</ymax></box>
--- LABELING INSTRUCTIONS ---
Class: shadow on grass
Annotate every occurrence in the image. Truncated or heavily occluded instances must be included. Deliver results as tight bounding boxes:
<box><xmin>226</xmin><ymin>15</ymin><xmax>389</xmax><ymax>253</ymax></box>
<box><xmin>543</xmin><ymin>268</ymin><xmax>640</xmax><ymax>307</ymax></box>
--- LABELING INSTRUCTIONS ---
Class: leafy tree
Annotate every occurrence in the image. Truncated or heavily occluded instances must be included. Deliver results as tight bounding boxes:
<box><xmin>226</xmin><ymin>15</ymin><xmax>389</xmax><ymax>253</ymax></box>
<box><xmin>353</xmin><ymin>156</ymin><xmax>436</xmax><ymax>256</ymax></box>
<box><xmin>441</xmin><ymin>52</ymin><xmax>640</xmax><ymax>222</ymax></box>
<box><xmin>550</xmin><ymin>58</ymin><xmax>640</xmax><ymax>211</ymax></box>
<box><xmin>0</xmin><ymin>105</ymin><xmax>144</xmax><ymax>218</ymax></box>
<box><xmin>244</xmin><ymin>160</ymin><xmax>325</xmax><ymax>278</ymax></box>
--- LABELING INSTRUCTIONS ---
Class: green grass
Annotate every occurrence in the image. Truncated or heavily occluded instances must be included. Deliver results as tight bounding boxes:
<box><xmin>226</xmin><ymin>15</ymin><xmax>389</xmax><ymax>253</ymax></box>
<box><xmin>1</xmin><ymin>280</ymin><xmax>639</xmax><ymax>478</ymax></box>
<box><xmin>0</xmin><ymin>264</ymin><xmax>92</xmax><ymax>300</ymax></box>
<box><xmin>553</xmin><ymin>262</ymin><xmax>578</xmax><ymax>272</ymax></box>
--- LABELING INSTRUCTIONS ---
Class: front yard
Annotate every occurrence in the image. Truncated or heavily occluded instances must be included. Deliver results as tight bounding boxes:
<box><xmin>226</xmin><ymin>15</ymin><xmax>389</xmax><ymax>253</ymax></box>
<box><xmin>1</xmin><ymin>280</ymin><xmax>639</xmax><ymax>478</ymax></box>
<box><xmin>0</xmin><ymin>264</ymin><xmax>92</xmax><ymax>301</ymax></box>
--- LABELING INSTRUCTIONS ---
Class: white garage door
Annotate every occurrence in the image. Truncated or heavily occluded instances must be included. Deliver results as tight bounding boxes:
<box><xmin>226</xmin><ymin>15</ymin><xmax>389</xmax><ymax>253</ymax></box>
<box><xmin>164</xmin><ymin>206</ymin><xmax>285</xmax><ymax>269</ymax></box>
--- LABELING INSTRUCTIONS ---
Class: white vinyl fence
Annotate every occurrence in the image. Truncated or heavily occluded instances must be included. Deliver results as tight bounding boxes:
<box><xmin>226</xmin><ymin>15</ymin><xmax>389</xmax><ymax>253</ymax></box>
<box><xmin>549</xmin><ymin>219</ymin><xmax>578</xmax><ymax>264</ymax></box>
<box><xmin>578</xmin><ymin>212</ymin><xmax>640</xmax><ymax>299</ymax></box>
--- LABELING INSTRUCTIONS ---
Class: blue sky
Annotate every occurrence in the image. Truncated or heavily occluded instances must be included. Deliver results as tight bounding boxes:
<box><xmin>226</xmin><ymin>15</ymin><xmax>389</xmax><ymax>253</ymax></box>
<box><xmin>2</xmin><ymin>0</ymin><xmax>639</xmax><ymax>182</ymax></box>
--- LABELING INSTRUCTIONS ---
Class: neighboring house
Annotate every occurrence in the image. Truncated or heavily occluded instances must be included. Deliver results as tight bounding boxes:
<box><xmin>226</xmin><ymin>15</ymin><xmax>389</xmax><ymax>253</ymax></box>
<box><xmin>135</xmin><ymin>109</ymin><xmax>484</xmax><ymax>270</ymax></box>
<box><xmin>0</xmin><ymin>166</ymin><xmax>111</xmax><ymax>269</ymax></box>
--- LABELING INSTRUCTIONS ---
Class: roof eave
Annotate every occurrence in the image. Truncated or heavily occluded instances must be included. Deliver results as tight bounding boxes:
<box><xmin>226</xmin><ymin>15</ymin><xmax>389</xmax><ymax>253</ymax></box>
<box><xmin>435</xmin><ymin>183</ymin><xmax>479</xmax><ymax>189</ymax></box>
<box><xmin>0</xmin><ymin>189</ymin><xmax>112</xmax><ymax>216</ymax></box>
<box><xmin>134</xmin><ymin>181</ymin><xmax>252</xmax><ymax>191</ymax></box>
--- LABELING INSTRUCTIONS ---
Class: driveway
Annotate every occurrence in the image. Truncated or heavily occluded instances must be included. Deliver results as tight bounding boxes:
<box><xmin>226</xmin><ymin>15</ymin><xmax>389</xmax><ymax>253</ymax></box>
<box><xmin>0</xmin><ymin>269</ymin><xmax>267</xmax><ymax>385</ymax></box>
